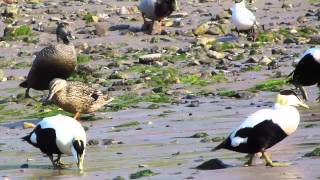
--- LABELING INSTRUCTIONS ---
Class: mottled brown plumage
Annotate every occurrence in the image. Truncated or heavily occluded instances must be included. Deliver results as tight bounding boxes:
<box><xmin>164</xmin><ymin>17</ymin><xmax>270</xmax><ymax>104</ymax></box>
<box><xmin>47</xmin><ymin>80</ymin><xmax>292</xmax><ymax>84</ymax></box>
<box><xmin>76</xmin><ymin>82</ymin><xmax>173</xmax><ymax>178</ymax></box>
<box><xmin>46</xmin><ymin>79</ymin><xmax>113</xmax><ymax>120</ymax></box>
<box><xmin>20</xmin><ymin>22</ymin><xmax>76</xmax><ymax>98</ymax></box>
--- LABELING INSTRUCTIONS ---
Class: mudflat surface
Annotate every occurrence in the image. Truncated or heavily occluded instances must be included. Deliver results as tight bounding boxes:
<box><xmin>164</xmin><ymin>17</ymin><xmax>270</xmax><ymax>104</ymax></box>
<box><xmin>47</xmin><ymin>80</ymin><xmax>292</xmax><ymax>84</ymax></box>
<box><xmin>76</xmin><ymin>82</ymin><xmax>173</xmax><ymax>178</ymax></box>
<box><xmin>0</xmin><ymin>0</ymin><xmax>320</xmax><ymax>179</ymax></box>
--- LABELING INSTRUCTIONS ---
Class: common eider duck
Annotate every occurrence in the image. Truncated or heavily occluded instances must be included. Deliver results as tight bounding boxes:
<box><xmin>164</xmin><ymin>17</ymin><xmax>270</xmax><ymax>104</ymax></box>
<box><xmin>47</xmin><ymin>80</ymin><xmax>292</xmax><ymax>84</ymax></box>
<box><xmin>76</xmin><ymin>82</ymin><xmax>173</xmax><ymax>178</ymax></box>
<box><xmin>231</xmin><ymin>0</ymin><xmax>257</xmax><ymax>41</ymax></box>
<box><xmin>139</xmin><ymin>0</ymin><xmax>178</xmax><ymax>34</ymax></box>
<box><xmin>22</xmin><ymin>114</ymin><xmax>86</xmax><ymax>170</ymax></box>
<box><xmin>213</xmin><ymin>90</ymin><xmax>309</xmax><ymax>167</ymax></box>
<box><xmin>46</xmin><ymin>78</ymin><xmax>114</xmax><ymax>120</ymax></box>
<box><xmin>288</xmin><ymin>48</ymin><xmax>320</xmax><ymax>101</ymax></box>
<box><xmin>20</xmin><ymin>22</ymin><xmax>76</xmax><ymax>98</ymax></box>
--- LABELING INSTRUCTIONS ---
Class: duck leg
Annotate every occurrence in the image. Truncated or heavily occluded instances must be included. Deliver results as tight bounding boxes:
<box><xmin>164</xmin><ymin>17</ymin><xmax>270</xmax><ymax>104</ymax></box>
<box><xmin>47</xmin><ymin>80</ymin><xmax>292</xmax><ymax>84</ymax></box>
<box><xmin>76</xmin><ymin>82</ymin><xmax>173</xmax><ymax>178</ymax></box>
<box><xmin>74</xmin><ymin>112</ymin><xmax>81</xmax><ymax>121</ymax></box>
<box><xmin>55</xmin><ymin>154</ymin><xmax>72</xmax><ymax>168</ymax></box>
<box><xmin>244</xmin><ymin>153</ymin><xmax>255</xmax><ymax>166</ymax></box>
<box><xmin>48</xmin><ymin>154</ymin><xmax>59</xmax><ymax>169</ymax></box>
<box><xmin>141</xmin><ymin>13</ymin><xmax>148</xmax><ymax>32</ymax></box>
<box><xmin>262</xmin><ymin>151</ymin><xmax>290</xmax><ymax>167</ymax></box>
<box><xmin>25</xmin><ymin>88</ymin><xmax>31</xmax><ymax>98</ymax></box>
<box><xmin>298</xmin><ymin>85</ymin><xmax>308</xmax><ymax>101</ymax></box>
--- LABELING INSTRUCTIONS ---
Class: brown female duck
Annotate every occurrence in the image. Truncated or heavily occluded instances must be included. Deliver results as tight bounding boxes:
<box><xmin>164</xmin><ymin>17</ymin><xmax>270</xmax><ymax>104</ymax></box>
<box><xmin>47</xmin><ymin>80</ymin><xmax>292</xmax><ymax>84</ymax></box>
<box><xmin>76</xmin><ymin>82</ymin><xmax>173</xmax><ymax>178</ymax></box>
<box><xmin>20</xmin><ymin>22</ymin><xmax>76</xmax><ymax>98</ymax></box>
<box><xmin>46</xmin><ymin>78</ymin><xmax>113</xmax><ymax>120</ymax></box>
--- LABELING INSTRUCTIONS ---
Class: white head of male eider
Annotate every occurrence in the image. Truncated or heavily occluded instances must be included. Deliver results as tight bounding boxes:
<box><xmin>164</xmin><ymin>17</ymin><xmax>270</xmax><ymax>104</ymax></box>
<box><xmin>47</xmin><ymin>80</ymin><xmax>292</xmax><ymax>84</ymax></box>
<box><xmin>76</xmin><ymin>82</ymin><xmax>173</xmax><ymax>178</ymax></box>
<box><xmin>289</xmin><ymin>48</ymin><xmax>320</xmax><ymax>100</ymax></box>
<box><xmin>46</xmin><ymin>78</ymin><xmax>68</xmax><ymax>101</ymax></box>
<box><xmin>22</xmin><ymin>114</ymin><xmax>87</xmax><ymax>170</ymax></box>
<box><xmin>212</xmin><ymin>90</ymin><xmax>309</xmax><ymax>167</ymax></box>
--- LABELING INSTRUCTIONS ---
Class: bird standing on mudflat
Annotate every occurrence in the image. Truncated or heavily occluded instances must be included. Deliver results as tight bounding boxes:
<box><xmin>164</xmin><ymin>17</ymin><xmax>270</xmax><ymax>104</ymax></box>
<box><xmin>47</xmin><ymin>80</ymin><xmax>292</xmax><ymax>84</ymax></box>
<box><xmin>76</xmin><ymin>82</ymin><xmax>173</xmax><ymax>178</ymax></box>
<box><xmin>139</xmin><ymin>0</ymin><xmax>178</xmax><ymax>34</ymax></box>
<box><xmin>288</xmin><ymin>48</ymin><xmax>320</xmax><ymax>101</ymax></box>
<box><xmin>20</xmin><ymin>22</ymin><xmax>76</xmax><ymax>98</ymax></box>
<box><xmin>231</xmin><ymin>0</ymin><xmax>258</xmax><ymax>41</ymax></box>
<box><xmin>213</xmin><ymin>90</ymin><xmax>309</xmax><ymax>167</ymax></box>
<box><xmin>22</xmin><ymin>114</ymin><xmax>86</xmax><ymax>170</ymax></box>
<box><xmin>46</xmin><ymin>78</ymin><xmax>114</xmax><ymax>120</ymax></box>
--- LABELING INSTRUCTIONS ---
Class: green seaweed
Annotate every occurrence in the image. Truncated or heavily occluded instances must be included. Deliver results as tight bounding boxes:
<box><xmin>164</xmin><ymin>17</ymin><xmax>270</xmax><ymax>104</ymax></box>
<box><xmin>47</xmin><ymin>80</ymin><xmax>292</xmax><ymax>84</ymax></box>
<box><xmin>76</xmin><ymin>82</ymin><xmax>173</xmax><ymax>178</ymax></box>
<box><xmin>11</xmin><ymin>25</ymin><xmax>32</xmax><ymax>37</ymax></box>
<box><xmin>181</xmin><ymin>75</ymin><xmax>209</xmax><ymax>86</ymax></box>
<box><xmin>249</xmin><ymin>79</ymin><xmax>288</xmax><ymax>92</ymax></box>
<box><xmin>304</xmin><ymin>147</ymin><xmax>320</xmax><ymax>157</ymax></box>
<box><xmin>130</xmin><ymin>169</ymin><xmax>157</xmax><ymax>179</ymax></box>
<box><xmin>114</xmin><ymin>121</ymin><xmax>140</xmax><ymax>128</ymax></box>
<box><xmin>217</xmin><ymin>90</ymin><xmax>237</xmax><ymax>97</ymax></box>
<box><xmin>77</xmin><ymin>54</ymin><xmax>92</xmax><ymax>64</ymax></box>
<box><xmin>83</xmin><ymin>12</ymin><xmax>97</xmax><ymax>23</ymax></box>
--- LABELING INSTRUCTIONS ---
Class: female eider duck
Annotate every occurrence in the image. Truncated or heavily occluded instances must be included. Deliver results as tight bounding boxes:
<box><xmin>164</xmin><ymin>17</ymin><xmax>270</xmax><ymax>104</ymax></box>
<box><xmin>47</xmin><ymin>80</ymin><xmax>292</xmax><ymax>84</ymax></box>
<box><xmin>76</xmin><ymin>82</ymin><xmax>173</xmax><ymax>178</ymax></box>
<box><xmin>213</xmin><ymin>90</ymin><xmax>309</xmax><ymax>167</ymax></box>
<box><xmin>231</xmin><ymin>0</ymin><xmax>258</xmax><ymax>41</ymax></box>
<box><xmin>139</xmin><ymin>0</ymin><xmax>178</xmax><ymax>34</ymax></box>
<box><xmin>22</xmin><ymin>114</ymin><xmax>86</xmax><ymax>170</ymax></box>
<box><xmin>288</xmin><ymin>48</ymin><xmax>320</xmax><ymax>101</ymax></box>
<box><xmin>46</xmin><ymin>78</ymin><xmax>114</xmax><ymax>120</ymax></box>
<box><xmin>20</xmin><ymin>22</ymin><xmax>76</xmax><ymax>98</ymax></box>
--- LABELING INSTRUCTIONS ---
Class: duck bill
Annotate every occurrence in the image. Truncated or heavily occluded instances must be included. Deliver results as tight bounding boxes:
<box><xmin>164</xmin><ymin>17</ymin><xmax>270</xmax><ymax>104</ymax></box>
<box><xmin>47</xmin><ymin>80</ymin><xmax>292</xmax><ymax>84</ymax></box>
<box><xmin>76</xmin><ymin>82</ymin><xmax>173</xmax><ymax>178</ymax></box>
<box><xmin>46</xmin><ymin>91</ymin><xmax>55</xmax><ymax>101</ymax></box>
<box><xmin>299</xmin><ymin>102</ymin><xmax>309</xmax><ymax>109</ymax></box>
<box><xmin>77</xmin><ymin>154</ymin><xmax>84</xmax><ymax>170</ymax></box>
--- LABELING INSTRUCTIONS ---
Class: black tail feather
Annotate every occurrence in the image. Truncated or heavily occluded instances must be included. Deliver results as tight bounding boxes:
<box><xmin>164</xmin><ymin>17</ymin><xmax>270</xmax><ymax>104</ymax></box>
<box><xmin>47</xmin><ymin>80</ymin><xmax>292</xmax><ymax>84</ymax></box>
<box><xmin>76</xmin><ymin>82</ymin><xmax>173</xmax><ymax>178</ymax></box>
<box><xmin>19</xmin><ymin>80</ymin><xmax>28</xmax><ymax>88</ymax></box>
<box><xmin>212</xmin><ymin>141</ymin><xmax>227</xmax><ymax>152</ymax></box>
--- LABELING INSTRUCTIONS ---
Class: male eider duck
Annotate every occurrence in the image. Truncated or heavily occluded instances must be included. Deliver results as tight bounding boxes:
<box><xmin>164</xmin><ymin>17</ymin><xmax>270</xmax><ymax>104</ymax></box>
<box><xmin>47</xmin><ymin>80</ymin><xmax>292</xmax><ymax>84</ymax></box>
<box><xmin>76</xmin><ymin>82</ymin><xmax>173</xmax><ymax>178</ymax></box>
<box><xmin>46</xmin><ymin>78</ymin><xmax>114</xmax><ymax>120</ymax></box>
<box><xmin>288</xmin><ymin>48</ymin><xmax>320</xmax><ymax>101</ymax></box>
<box><xmin>139</xmin><ymin>0</ymin><xmax>178</xmax><ymax>34</ymax></box>
<box><xmin>20</xmin><ymin>22</ymin><xmax>76</xmax><ymax>98</ymax></box>
<box><xmin>212</xmin><ymin>90</ymin><xmax>309</xmax><ymax>167</ymax></box>
<box><xmin>22</xmin><ymin>114</ymin><xmax>86</xmax><ymax>170</ymax></box>
<box><xmin>231</xmin><ymin>0</ymin><xmax>258</xmax><ymax>41</ymax></box>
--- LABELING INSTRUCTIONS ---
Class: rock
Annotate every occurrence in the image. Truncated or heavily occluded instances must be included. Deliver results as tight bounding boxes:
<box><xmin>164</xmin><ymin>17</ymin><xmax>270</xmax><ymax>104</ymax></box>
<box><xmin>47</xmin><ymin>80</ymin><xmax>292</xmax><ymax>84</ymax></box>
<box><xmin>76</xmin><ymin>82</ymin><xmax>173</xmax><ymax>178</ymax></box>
<box><xmin>112</xmin><ymin>176</ymin><xmax>126</xmax><ymax>180</ymax></box>
<box><xmin>308</xmin><ymin>36</ymin><xmax>320</xmax><ymax>44</ymax></box>
<box><xmin>118</xmin><ymin>6</ymin><xmax>129</xmax><ymax>15</ymax></box>
<box><xmin>196</xmin><ymin>37</ymin><xmax>216</xmax><ymax>47</ymax></box>
<box><xmin>95</xmin><ymin>23</ymin><xmax>108</xmax><ymax>36</ymax></box>
<box><xmin>259</xmin><ymin>56</ymin><xmax>272</xmax><ymax>65</ymax></box>
<box><xmin>207</xmin><ymin>50</ymin><xmax>225</xmax><ymax>59</ymax></box>
<box><xmin>139</xmin><ymin>54</ymin><xmax>162</xmax><ymax>64</ymax></box>
<box><xmin>196</xmin><ymin>158</ymin><xmax>231</xmax><ymax>170</ymax></box>
<box><xmin>283</xmin><ymin>38</ymin><xmax>296</xmax><ymax>44</ymax></box>
<box><xmin>193</xmin><ymin>22</ymin><xmax>210</xmax><ymax>36</ymax></box>
<box><xmin>190</xmin><ymin>132</ymin><xmax>209</xmax><ymax>138</ymax></box>
<box><xmin>0</xmin><ymin>70</ymin><xmax>4</xmax><ymax>81</ymax></box>
<box><xmin>186</xmin><ymin>100</ymin><xmax>200</xmax><ymax>107</ymax></box>
<box><xmin>282</xmin><ymin>2</ymin><xmax>293</xmax><ymax>9</ymax></box>
<box><xmin>246</xmin><ymin>57</ymin><xmax>259</xmax><ymax>63</ymax></box>
<box><xmin>3</xmin><ymin>4</ymin><xmax>19</xmax><ymax>17</ymax></box>
<box><xmin>87</xmin><ymin>139</ymin><xmax>99</xmax><ymax>146</ymax></box>
<box><xmin>20</xmin><ymin>164</ymin><xmax>29</xmax><ymax>168</ymax></box>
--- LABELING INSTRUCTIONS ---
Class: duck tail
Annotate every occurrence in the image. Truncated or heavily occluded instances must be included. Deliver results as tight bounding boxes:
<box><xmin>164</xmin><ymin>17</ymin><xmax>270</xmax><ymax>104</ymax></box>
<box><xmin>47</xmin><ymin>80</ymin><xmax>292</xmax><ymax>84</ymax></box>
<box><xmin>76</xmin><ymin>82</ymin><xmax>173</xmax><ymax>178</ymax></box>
<box><xmin>19</xmin><ymin>80</ymin><xmax>28</xmax><ymax>88</ymax></box>
<box><xmin>21</xmin><ymin>134</ymin><xmax>30</xmax><ymax>141</ymax></box>
<box><xmin>211</xmin><ymin>140</ymin><xmax>226</xmax><ymax>152</ymax></box>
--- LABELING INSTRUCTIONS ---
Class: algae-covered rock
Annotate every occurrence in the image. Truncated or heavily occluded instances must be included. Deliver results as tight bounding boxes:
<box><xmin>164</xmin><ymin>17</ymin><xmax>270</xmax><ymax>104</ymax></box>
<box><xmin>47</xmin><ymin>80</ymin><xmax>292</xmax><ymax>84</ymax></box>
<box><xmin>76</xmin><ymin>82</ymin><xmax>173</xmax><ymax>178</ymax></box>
<box><xmin>190</xmin><ymin>132</ymin><xmax>209</xmax><ymax>138</ymax></box>
<box><xmin>130</xmin><ymin>169</ymin><xmax>157</xmax><ymax>179</ymax></box>
<box><xmin>304</xmin><ymin>147</ymin><xmax>320</xmax><ymax>157</ymax></box>
<box><xmin>196</xmin><ymin>158</ymin><xmax>231</xmax><ymax>170</ymax></box>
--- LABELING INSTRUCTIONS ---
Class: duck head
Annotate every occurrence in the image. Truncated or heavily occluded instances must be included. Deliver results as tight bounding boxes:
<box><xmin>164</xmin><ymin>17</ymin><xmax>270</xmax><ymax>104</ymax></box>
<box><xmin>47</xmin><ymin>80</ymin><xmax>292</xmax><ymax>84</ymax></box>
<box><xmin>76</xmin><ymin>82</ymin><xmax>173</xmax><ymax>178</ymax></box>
<box><xmin>56</xmin><ymin>21</ymin><xmax>74</xmax><ymax>45</ymax></box>
<box><xmin>46</xmin><ymin>78</ymin><xmax>68</xmax><ymax>101</ymax></box>
<box><xmin>71</xmin><ymin>137</ymin><xmax>86</xmax><ymax>170</ymax></box>
<box><xmin>276</xmin><ymin>90</ymin><xmax>309</xmax><ymax>109</ymax></box>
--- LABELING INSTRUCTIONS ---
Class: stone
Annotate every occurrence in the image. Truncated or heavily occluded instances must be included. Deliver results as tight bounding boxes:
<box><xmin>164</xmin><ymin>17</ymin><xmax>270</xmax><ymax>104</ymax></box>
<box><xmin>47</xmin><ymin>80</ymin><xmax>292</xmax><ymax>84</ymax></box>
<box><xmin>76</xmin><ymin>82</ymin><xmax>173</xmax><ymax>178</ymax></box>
<box><xmin>196</xmin><ymin>158</ymin><xmax>231</xmax><ymax>170</ymax></box>
<box><xmin>95</xmin><ymin>23</ymin><xmax>108</xmax><ymax>36</ymax></box>
<box><xmin>139</xmin><ymin>54</ymin><xmax>162</xmax><ymax>64</ymax></box>
<box><xmin>259</xmin><ymin>56</ymin><xmax>272</xmax><ymax>65</ymax></box>
<box><xmin>207</xmin><ymin>50</ymin><xmax>225</xmax><ymax>59</ymax></box>
<box><xmin>193</xmin><ymin>22</ymin><xmax>210</xmax><ymax>36</ymax></box>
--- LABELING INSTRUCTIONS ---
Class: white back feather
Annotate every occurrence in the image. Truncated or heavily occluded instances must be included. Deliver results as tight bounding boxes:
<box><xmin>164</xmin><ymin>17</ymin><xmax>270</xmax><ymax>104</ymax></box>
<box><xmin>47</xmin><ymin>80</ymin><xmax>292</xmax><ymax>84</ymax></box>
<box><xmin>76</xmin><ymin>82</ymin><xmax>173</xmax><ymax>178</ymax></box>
<box><xmin>35</xmin><ymin>114</ymin><xmax>86</xmax><ymax>155</ymax></box>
